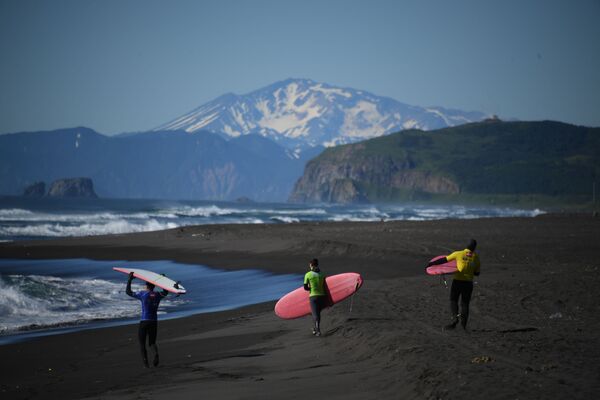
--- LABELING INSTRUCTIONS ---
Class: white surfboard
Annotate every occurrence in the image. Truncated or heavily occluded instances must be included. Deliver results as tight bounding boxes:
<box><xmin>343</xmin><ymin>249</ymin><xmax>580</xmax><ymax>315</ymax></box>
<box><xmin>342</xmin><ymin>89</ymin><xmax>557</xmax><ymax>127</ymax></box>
<box><xmin>113</xmin><ymin>267</ymin><xmax>186</xmax><ymax>294</ymax></box>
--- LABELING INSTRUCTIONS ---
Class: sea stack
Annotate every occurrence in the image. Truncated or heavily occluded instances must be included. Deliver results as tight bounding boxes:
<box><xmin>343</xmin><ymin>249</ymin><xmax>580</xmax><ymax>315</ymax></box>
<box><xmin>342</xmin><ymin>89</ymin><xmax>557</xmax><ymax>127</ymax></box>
<box><xmin>23</xmin><ymin>182</ymin><xmax>46</xmax><ymax>198</ymax></box>
<box><xmin>47</xmin><ymin>178</ymin><xmax>98</xmax><ymax>198</ymax></box>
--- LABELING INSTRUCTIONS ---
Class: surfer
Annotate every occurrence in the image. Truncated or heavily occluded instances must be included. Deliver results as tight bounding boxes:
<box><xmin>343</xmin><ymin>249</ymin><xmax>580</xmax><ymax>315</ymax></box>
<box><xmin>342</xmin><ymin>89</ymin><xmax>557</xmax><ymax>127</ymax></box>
<box><xmin>427</xmin><ymin>239</ymin><xmax>480</xmax><ymax>330</ymax></box>
<box><xmin>304</xmin><ymin>258</ymin><xmax>326</xmax><ymax>336</ymax></box>
<box><xmin>126</xmin><ymin>272</ymin><xmax>169</xmax><ymax>367</ymax></box>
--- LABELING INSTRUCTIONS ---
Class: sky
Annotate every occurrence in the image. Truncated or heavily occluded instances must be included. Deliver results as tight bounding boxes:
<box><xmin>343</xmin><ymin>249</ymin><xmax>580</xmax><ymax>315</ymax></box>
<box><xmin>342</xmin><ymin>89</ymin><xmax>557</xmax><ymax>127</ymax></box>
<box><xmin>1</xmin><ymin>0</ymin><xmax>599</xmax><ymax>135</ymax></box>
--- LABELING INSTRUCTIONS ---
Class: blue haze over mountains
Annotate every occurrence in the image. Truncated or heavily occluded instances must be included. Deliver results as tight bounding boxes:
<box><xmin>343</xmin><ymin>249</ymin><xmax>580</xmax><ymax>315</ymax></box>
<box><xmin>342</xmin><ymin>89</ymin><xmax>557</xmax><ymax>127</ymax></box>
<box><xmin>0</xmin><ymin>128</ymin><xmax>321</xmax><ymax>201</ymax></box>
<box><xmin>156</xmin><ymin>78</ymin><xmax>489</xmax><ymax>150</ymax></box>
<box><xmin>0</xmin><ymin>79</ymin><xmax>488</xmax><ymax>201</ymax></box>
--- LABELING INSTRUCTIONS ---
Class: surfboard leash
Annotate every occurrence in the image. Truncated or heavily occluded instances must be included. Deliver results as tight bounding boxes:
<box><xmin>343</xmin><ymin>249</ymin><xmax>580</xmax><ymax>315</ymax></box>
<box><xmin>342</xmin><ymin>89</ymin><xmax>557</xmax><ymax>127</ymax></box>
<box><xmin>348</xmin><ymin>279</ymin><xmax>361</xmax><ymax>317</ymax></box>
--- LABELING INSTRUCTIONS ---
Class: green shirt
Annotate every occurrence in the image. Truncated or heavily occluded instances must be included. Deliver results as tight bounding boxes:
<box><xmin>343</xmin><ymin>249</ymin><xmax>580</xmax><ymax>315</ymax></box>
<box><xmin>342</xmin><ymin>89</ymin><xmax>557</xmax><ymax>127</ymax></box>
<box><xmin>304</xmin><ymin>270</ymin><xmax>326</xmax><ymax>297</ymax></box>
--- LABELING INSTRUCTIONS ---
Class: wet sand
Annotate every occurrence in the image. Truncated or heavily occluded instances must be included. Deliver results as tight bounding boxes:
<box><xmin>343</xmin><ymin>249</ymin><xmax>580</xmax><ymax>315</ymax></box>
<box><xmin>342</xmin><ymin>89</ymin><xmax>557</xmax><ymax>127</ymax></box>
<box><xmin>1</xmin><ymin>214</ymin><xmax>599</xmax><ymax>399</ymax></box>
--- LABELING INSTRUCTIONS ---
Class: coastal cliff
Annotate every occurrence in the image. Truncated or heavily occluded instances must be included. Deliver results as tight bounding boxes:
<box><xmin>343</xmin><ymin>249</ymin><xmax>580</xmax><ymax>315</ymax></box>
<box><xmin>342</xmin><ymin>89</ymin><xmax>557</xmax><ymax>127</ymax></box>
<box><xmin>289</xmin><ymin>120</ymin><xmax>600</xmax><ymax>204</ymax></box>
<box><xmin>289</xmin><ymin>150</ymin><xmax>458</xmax><ymax>203</ymax></box>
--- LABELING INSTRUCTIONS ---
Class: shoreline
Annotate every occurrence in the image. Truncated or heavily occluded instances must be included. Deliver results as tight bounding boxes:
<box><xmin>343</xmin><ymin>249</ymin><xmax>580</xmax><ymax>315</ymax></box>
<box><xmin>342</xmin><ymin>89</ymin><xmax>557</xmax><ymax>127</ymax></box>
<box><xmin>1</xmin><ymin>214</ymin><xmax>599</xmax><ymax>399</ymax></box>
<box><xmin>1</xmin><ymin>213</ymin><xmax>578</xmax><ymax>275</ymax></box>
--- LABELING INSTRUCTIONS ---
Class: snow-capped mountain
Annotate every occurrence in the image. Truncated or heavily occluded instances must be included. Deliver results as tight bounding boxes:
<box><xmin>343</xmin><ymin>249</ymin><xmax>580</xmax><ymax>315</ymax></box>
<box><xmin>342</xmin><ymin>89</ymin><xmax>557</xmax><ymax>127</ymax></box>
<box><xmin>155</xmin><ymin>78</ymin><xmax>489</xmax><ymax>149</ymax></box>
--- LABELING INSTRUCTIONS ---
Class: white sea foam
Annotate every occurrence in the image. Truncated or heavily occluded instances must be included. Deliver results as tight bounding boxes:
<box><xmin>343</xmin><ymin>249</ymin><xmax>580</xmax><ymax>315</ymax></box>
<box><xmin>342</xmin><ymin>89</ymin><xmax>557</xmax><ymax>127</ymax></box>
<box><xmin>0</xmin><ymin>210</ymin><xmax>134</xmax><ymax>222</ymax></box>
<box><xmin>251</xmin><ymin>207</ymin><xmax>327</xmax><ymax>216</ymax></box>
<box><xmin>328</xmin><ymin>214</ymin><xmax>383</xmax><ymax>222</ymax></box>
<box><xmin>244</xmin><ymin>218</ymin><xmax>265</xmax><ymax>224</ymax></box>
<box><xmin>0</xmin><ymin>208</ymin><xmax>184</xmax><ymax>223</ymax></box>
<box><xmin>168</xmin><ymin>205</ymin><xmax>238</xmax><ymax>217</ymax></box>
<box><xmin>505</xmin><ymin>208</ymin><xmax>545</xmax><ymax>217</ymax></box>
<box><xmin>0</xmin><ymin>209</ymin><xmax>36</xmax><ymax>219</ymax></box>
<box><xmin>0</xmin><ymin>257</ymin><xmax>302</xmax><ymax>341</ymax></box>
<box><xmin>270</xmin><ymin>216</ymin><xmax>300</xmax><ymax>223</ymax></box>
<box><xmin>0</xmin><ymin>219</ymin><xmax>178</xmax><ymax>238</ymax></box>
<box><xmin>0</xmin><ymin>203</ymin><xmax>546</xmax><ymax>240</ymax></box>
<box><xmin>0</xmin><ymin>274</ymin><xmax>185</xmax><ymax>334</ymax></box>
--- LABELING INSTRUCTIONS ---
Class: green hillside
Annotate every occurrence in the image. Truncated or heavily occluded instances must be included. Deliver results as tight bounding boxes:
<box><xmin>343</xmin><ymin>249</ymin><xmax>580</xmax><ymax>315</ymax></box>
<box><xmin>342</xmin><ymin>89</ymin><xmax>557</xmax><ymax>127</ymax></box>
<box><xmin>289</xmin><ymin>120</ymin><xmax>600</xmax><ymax>206</ymax></box>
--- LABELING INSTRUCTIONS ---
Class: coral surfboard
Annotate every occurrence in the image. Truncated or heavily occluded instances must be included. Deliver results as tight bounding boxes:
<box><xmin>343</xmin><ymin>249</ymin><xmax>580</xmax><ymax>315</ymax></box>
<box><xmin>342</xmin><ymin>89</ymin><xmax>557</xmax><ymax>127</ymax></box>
<box><xmin>426</xmin><ymin>255</ymin><xmax>458</xmax><ymax>276</ymax></box>
<box><xmin>275</xmin><ymin>272</ymin><xmax>363</xmax><ymax>319</ymax></box>
<box><xmin>113</xmin><ymin>267</ymin><xmax>186</xmax><ymax>294</ymax></box>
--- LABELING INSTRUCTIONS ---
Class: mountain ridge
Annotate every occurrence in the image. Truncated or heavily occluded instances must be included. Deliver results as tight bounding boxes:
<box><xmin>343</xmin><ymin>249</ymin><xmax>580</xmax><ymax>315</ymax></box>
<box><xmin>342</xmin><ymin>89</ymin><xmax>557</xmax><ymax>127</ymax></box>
<box><xmin>155</xmin><ymin>78</ymin><xmax>489</xmax><ymax>149</ymax></box>
<box><xmin>0</xmin><ymin>127</ymin><xmax>313</xmax><ymax>201</ymax></box>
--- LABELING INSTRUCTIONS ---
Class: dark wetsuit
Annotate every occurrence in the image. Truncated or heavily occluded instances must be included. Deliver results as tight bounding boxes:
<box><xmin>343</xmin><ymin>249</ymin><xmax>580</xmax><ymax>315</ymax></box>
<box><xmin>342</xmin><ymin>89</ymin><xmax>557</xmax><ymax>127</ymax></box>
<box><xmin>126</xmin><ymin>279</ymin><xmax>168</xmax><ymax>366</ymax></box>
<box><xmin>429</xmin><ymin>248</ymin><xmax>480</xmax><ymax>329</ymax></box>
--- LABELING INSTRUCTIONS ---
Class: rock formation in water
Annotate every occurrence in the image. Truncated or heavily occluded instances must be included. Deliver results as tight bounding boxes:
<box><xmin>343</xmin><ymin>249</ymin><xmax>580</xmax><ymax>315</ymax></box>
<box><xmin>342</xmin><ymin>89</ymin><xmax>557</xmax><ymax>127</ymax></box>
<box><xmin>22</xmin><ymin>182</ymin><xmax>46</xmax><ymax>198</ymax></box>
<box><xmin>47</xmin><ymin>178</ymin><xmax>98</xmax><ymax>198</ymax></box>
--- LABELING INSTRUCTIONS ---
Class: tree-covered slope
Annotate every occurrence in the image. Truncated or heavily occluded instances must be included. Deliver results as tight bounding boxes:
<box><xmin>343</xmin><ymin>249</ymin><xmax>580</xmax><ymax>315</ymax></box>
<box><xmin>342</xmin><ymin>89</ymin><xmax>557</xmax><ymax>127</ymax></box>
<box><xmin>289</xmin><ymin>120</ymin><xmax>600</xmax><ymax>203</ymax></box>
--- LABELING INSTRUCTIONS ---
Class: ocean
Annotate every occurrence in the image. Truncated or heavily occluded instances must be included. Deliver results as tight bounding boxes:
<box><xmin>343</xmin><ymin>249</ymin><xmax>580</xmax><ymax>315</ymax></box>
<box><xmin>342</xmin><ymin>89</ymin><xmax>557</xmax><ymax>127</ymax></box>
<box><xmin>0</xmin><ymin>258</ymin><xmax>300</xmax><ymax>344</ymax></box>
<box><xmin>0</xmin><ymin>197</ymin><xmax>545</xmax><ymax>242</ymax></box>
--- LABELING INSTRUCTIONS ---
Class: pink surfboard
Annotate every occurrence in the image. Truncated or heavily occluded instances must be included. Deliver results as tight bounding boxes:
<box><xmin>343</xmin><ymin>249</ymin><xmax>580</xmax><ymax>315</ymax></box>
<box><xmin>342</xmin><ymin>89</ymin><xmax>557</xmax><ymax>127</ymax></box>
<box><xmin>426</xmin><ymin>255</ymin><xmax>457</xmax><ymax>276</ymax></box>
<box><xmin>274</xmin><ymin>272</ymin><xmax>363</xmax><ymax>319</ymax></box>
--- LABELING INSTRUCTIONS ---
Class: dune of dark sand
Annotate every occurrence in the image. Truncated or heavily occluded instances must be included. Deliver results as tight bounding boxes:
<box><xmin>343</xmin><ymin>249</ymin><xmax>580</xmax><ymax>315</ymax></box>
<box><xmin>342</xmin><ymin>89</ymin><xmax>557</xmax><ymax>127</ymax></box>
<box><xmin>1</xmin><ymin>213</ymin><xmax>599</xmax><ymax>399</ymax></box>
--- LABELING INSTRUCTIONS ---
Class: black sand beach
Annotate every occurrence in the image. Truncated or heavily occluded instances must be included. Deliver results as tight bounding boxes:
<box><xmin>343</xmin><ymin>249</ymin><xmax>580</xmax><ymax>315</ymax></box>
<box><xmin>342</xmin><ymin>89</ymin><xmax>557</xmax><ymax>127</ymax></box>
<box><xmin>1</xmin><ymin>214</ymin><xmax>599</xmax><ymax>399</ymax></box>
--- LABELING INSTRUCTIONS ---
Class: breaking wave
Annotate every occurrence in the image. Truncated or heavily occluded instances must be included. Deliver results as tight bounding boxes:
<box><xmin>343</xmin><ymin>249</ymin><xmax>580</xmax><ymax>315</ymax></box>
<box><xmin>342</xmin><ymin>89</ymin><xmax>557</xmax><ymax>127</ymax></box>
<box><xmin>0</xmin><ymin>258</ymin><xmax>300</xmax><ymax>341</ymax></box>
<box><xmin>0</xmin><ymin>274</ymin><xmax>184</xmax><ymax>334</ymax></box>
<box><xmin>0</xmin><ymin>199</ymin><xmax>545</xmax><ymax>241</ymax></box>
<box><xmin>0</xmin><ymin>220</ymin><xmax>179</xmax><ymax>238</ymax></box>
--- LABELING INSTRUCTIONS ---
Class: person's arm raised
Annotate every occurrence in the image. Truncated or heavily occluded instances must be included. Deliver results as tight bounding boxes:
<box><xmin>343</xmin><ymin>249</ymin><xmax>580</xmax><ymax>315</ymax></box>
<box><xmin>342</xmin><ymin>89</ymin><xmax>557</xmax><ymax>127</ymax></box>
<box><xmin>126</xmin><ymin>272</ymin><xmax>135</xmax><ymax>297</ymax></box>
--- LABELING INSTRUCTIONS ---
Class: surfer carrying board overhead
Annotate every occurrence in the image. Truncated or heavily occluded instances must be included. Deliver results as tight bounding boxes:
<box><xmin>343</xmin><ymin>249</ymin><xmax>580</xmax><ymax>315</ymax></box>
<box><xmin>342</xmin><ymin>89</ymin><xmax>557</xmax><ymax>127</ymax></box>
<box><xmin>126</xmin><ymin>272</ymin><xmax>169</xmax><ymax>368</ymax></box>
<box><xmin>304</xmin><ymin>258</ymin><xmax>326</xmax><ymax>337</ymax></box>
<box><xmin>427</xmin><ymin>239</ymin><xmax>480</xmax><ymax>330</ymax></box>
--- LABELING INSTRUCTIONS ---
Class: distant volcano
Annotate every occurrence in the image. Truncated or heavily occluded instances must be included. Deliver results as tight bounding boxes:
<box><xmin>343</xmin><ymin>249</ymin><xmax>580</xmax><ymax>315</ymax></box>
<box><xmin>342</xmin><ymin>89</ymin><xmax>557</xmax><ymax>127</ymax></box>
<box><xmin>155</xmin><ymin>78</ymin><xmax>489</xmax><ymax>149</ymax></box>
